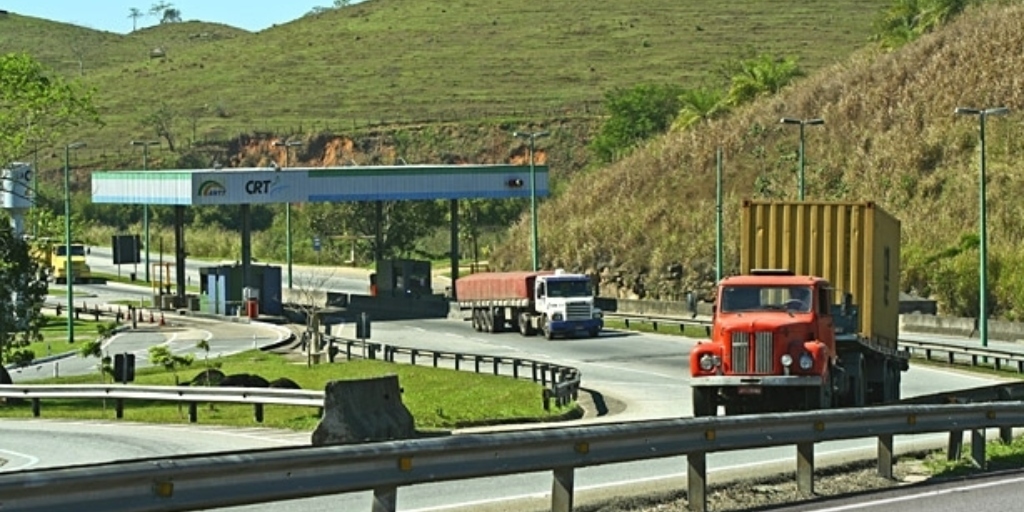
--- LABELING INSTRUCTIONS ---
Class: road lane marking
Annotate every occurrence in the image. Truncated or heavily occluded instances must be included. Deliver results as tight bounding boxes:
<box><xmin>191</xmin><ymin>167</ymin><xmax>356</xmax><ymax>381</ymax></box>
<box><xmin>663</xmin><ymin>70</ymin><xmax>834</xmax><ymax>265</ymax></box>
<box><xmin>799</xmin><ymin>474</ymin><xmax>1024</xmax><ymax>511</ymax></box>
<box><xmin>0</xmin><ymin>448</ymin><xmax>41</xmax><ymax>472</ymax></box>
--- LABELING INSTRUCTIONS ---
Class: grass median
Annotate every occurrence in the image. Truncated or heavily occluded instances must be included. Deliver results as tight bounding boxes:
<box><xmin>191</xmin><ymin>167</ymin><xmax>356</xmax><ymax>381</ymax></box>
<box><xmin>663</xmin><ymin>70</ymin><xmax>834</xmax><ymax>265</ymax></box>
<box><xmin>24</xmin><ymin>315</ymin><xmax>119</xmax><ymax>359</ymax></box>
<box><xmin>0</xmin><ymin>350</ymin><xmax>577</xmax><ymax>432</ymax></box>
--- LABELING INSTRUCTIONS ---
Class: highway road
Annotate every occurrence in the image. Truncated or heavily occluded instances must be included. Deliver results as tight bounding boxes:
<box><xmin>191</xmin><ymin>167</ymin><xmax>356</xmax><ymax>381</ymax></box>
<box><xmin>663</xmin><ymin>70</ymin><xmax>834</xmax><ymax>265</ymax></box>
<box><xmin>767</xmin><ymin>470</ymin><xmax>1024</xmax><ymax>512</ymax></box>
<box><xmin>2</xmin><ymin>299</ymin><xmax>1013</xmax><ymax>511</ymax></box>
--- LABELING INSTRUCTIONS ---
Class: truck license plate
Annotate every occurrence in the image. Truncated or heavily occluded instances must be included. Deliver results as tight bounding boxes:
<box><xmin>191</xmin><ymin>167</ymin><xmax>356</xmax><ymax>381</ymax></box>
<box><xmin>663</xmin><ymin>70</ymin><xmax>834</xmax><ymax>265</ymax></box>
<box><xmin>737</xmin><ymin>387</ymin><xmax>762</xmax><ymax>395</ymax></box>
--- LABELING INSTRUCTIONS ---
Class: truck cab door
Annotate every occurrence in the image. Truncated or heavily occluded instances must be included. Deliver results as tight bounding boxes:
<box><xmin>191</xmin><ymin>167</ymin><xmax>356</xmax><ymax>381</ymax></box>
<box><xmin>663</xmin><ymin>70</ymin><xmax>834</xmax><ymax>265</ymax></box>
<box><xmin>535</xmin><ymin>280</ymin><xmax>547</xmax><ymax>315</ymax></box>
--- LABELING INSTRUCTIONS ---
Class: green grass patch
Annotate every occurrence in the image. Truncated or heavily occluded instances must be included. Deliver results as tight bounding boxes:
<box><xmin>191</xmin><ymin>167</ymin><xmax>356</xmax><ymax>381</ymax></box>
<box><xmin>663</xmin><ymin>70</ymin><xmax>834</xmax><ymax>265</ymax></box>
<box><xmin>923</xmin><ymin>434</ymin><xmax>1024</xmax><ymax>478</ymax></box>
<box><xmin>28</xmin><ymin>315</ymin><xmax>119</xmax><ymax>357</ymax></box>
<box><xmin>0</xmin><ymin>350</ymin><xmax>576</xmax><ymax>431</ymax></box>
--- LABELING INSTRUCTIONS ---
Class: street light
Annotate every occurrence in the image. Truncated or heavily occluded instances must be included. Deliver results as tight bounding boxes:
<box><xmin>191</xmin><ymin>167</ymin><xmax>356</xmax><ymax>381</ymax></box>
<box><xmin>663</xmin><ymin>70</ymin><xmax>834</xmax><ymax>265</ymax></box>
<box><xmin>273</xmin><ymin>140</ymin><xmax>302</xmax><ymax>289</ymax></box>
<box><xmin>513</xmin><ymin>131</ymin><xmax>549</xmax><ymax>271</ymax></box>
<box><xmin>131</xmin><ymin>140</ymin><xmax>160</xmax><ymax>283</ymax></box>
<box><xmin>955</xmin><ymin>106</ymin><xmax>1009</xmax><ymax>350</ymax></box>
<box><xmin>63</xmin><ymin>142</ymin><xmax>86</xmax><ymax>345</ymax></box>
<box><xmin>779</xmin><ymin>117</ymin><xmax>824</xmax><ymax>200</ymax></box>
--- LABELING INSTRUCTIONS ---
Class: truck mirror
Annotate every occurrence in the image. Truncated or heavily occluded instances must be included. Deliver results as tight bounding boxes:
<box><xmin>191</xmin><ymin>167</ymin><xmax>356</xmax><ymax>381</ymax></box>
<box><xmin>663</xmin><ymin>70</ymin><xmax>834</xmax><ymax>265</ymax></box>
<box><xmin>705</xmin><ymin>326</ymin><xmax>711</xmax><ymax>337</ymax></box>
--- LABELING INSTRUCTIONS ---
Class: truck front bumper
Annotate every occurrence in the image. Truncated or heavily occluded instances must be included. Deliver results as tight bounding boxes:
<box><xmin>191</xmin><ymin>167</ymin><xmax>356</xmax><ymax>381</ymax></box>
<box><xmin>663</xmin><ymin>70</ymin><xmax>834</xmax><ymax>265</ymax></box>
<box><xmin>548</xmin><ymin>318</ymin><xmax>603</xmax><ymax>334</ymax></box>
<box><xmin>690</xmin><ymin>375</ymin><xmax>823</xmax><ymax>387</ymax></box>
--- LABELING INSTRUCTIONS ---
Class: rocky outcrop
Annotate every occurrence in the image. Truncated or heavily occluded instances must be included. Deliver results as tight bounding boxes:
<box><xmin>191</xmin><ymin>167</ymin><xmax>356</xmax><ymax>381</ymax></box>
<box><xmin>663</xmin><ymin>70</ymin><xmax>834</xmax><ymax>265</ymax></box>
<box><xmin>594</xmin><ymin>261</ymin><xmax>718</xmax><ymax>302</ymax></box>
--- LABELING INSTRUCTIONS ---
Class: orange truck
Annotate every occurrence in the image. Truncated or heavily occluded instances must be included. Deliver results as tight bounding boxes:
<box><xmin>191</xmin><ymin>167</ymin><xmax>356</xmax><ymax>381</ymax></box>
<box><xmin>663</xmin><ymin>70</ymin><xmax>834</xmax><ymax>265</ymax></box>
<box><xmin>689</xmin><ymin>201</ymin><xmax>908</xmax><ymax>416</ymax></box>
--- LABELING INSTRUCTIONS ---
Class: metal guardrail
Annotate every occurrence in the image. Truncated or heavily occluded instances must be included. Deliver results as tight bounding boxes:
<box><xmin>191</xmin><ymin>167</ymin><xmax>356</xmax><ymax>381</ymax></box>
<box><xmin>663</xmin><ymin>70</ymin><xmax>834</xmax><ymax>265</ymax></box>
<box><xmin>603</xmin><ymin>312</ymin><xmax>711</xmax><ymax>332</ymax></box>
<box><xmin>901</xmin><ymin>339</ymin><xmax>1024</xmax><ymax>373</ymax></box>
<box><xmin>0</xmin><ymin>403</ymin><xmax>1020</xmax><ymax>512</ymax></box>
<box><xmin>0</xmin><ymin>384</ymin><xmax>323</xmax><ymax>424</ymax></box>
<box><xmin>321</xmin><ymin>334</ymin><xmax>581</xmax><ymax>410</ymax></box>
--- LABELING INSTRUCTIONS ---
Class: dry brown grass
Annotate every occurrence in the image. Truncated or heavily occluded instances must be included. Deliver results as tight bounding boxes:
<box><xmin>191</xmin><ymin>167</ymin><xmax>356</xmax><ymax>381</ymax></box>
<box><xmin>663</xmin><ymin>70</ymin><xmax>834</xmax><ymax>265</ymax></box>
<box><xmin>493</xmin><ymin>3</ymin><xmax>1024</xmax><ymax>313</ymax></box>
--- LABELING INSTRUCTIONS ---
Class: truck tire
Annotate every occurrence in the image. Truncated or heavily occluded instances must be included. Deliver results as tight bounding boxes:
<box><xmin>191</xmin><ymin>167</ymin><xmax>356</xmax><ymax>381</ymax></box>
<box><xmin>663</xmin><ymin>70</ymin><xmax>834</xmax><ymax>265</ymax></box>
<box><xmin>542</xmin><ymin>319</ymin><xmax>554</xmax><ymax>340</ymax></box>
<box><xmin>471</xmin><ymin>310</ymin><xmax>482</xmax><ymax>332</ymax></box>
<box><xmin>692</xmin><ymin>388</ymin><xmax>716</xmax><ymax>417</ymax></box>
<box><xmin>518</xmin><ymin>313</ymin><xmax>535</xmax><ymax>336</ymax></box>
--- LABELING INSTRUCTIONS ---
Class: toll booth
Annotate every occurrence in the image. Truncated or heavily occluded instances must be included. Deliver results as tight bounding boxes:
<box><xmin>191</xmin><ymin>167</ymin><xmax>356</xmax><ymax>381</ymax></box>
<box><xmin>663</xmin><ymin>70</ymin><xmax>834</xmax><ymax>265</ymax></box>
<box><xmin>374</xmin><ymin>259</ymin><xmax>432</xmax><ymax>297</ymax></box>
<box><xmin>200</xmin><ymin>264</ymin><xmax>282</xmax><ymax>316</ymax></box>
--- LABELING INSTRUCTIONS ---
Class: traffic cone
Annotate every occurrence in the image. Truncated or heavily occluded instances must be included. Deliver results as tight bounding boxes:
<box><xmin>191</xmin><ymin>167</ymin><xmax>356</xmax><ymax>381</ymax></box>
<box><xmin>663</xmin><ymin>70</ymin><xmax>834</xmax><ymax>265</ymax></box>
<box><xmin>149</xmin><ymin>311</ymin><xmax>154</xmax><ymax>323</ymax></box>
<box><xmin>159</xmin><ymin>314</ymin><xmax>165</xmax><ymax>327</ymax></box>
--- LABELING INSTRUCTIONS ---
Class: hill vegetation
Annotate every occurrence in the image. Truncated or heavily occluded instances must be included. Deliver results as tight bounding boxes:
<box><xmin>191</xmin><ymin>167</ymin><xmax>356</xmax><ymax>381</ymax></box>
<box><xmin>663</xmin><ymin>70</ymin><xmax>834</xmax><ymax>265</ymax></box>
<box><xmin>494</xmin><ymin>1</ymin><xmax>1024</xmax><ymax>319</ymax></box>
<box><xmin>0</xmin><ymin>0</ymin><xmax>887</xmax><ymax>163</ymax></box>
<box><xmin>3</xmin><ymin>0</ymin><xmax>1018</xmax><ymax>318</ymax></box>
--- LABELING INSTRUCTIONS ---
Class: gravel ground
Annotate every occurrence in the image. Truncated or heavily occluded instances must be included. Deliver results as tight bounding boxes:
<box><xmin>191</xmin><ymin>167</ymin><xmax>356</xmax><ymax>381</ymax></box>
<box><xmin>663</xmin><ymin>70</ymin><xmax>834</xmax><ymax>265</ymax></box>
<box><xmin>573</xmin><ymin>456</ymin><xmax>935</xmax><ymax>512</ymax></box>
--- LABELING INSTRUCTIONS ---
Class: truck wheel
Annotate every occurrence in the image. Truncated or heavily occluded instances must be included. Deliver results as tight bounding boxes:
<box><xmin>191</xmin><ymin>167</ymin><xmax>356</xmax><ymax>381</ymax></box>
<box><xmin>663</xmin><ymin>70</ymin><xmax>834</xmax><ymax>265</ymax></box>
<box><xmin>542</xmin><ymin>321</ymin><xmax>554</xmax><ymax>340</ymax></box>
<box><xmin>692</xmin><ymin>388</ymin><xmax>716</xmax><ymax>417</ymax></box>
<box><xmin>518</xmin><ymin>313</ymin><xmax>535</xmax><ymax>336</ymax></box>
<box><xmin>471</xmin><ymin>311</ymin><xmax>481</xmax><ymax>331</ymax></box>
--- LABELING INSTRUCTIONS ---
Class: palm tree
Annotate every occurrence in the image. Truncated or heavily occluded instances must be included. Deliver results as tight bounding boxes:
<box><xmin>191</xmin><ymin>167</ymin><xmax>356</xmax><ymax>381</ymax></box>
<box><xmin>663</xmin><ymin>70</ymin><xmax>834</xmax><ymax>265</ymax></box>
<box><xmin>671</xmin><ymin>86</ymin><xmax>729</xmax><ymax>132</ymax></box>
<box><xmin>726</xmin><ymin>54</ymin><xmax>804</xmax><ymax>107</ymax></box>
<box><xmin>128</xmin><ymin>7</ymin><xmax>144</xmax><ymax>31</ymax></box>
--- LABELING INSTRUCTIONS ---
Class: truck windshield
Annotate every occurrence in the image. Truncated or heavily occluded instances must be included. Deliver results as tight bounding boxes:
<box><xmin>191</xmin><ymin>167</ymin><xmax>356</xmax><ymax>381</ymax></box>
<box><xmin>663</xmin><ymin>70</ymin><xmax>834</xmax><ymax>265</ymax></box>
<box><xmin>547</xmin><ymin>279</ymin><xmax>593</xmax><ymax>298</ymax></box>
<box><xmin>55</xmin><ymin>246</ymin><xmax>86</xmax><ymax>257</ymax></box>
<box><xmin>720</xmin><ymin>285</ymin><xmax>812</xmax><ymax>313</ymax></box>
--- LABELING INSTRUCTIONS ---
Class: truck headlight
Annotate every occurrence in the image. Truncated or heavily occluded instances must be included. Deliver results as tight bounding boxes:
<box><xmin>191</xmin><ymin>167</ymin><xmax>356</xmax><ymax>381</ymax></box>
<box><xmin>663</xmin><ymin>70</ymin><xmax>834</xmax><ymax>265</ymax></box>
<box><xmin>699</xmin><ymin>354</ymin><xmax>715</xmax><ymax>371</ymax></box>
<box><xmin>552</xmin><ymin>313</ymin><xmax>564</xmax><ymax>321</ymax></box>
<box><xmin>593</xmin><ymin>310</ymin><xmax>603</xmax><ymax>319</ymax></box>
<box><xmin>780</xmin><ymin>354</ymin><xmax>793</xmax><ymax>367</ymax></box>
<box><xmin>799</xmin><ymin>353</ymin><xmax>814</xmax><ymax>370</ymax></box>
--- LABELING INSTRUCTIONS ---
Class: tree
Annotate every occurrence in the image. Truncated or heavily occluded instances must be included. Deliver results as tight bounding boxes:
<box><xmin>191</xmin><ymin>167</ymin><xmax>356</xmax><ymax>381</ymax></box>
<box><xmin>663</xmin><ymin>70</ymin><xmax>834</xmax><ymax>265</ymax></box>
<box><xmin>0</xmin><ymin>53</ymin><xmax>100</xmax><ymax>174</ymax></box>
<box><xmin>78</xmin><ymin>339</ymin><xmax>113</xmax><ymax>383</ymax></box>
<box><xmin>149</xmin><ymin>2</ymin><xmax>172</xmax><ymax>19</ymax></box>
<box><xmin>305</xmin><ymin>200</ymin><xmax>445</xmax><ymax>264</ymax></box>
<box><xmin>148</xmin><ymin>345</ymin><xmax>193</xmax><ymax>385</ymax></box>
<box><xmin>671</xmin><ymin>86</ymin><xmax>729</xmax><ymax>132</ymax></box>
<box><xmin>872</xmin><ymin>0</ymin><xmax>971</xmax><ymax>49</ymax></box>
<box><xmin>589</xmin><ymin>84</ymin><xmax>684</xmax><ymax>163</ymax></box>
<box><xmin>160</xmin><ymin>8</ymin><xmax>183</xmax><ymax>24</ymax></box>
<box><xmin>128</xmin><ymin>7</ymin><xmax>144</xmax><ymax>31</ymax></box>
<box><xmin>140</xmin><ymin>102</ymin><xmax>178</xmax><ymax>152</ymax></box>
<box><xmin>724</xmin><ymin>54</ymin><xmax>803</xmax><ymax>107</ymax></box>
<box><xmin>291</xmin><ymin>270</ymin><xmax>338</xmax><ymax>367</ymax></box>
<box><xmin>0</xmin><ymin>224</ymin><xmax>47</xmax><ymax>366</ymax></box>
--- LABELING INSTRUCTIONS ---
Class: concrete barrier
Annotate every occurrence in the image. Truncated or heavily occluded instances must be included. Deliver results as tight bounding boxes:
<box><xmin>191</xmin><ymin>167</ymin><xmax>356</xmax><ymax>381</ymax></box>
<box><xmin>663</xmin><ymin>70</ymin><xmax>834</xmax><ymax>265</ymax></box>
<box><xmin>311</xmin><ymin>375</ymin><xmax>416</xmax><ymax>446</ymax></box>
<box><xmin>900</xmin><ymin>313</ymin><xmax>1024</xmax><ymax>342</ymax></box>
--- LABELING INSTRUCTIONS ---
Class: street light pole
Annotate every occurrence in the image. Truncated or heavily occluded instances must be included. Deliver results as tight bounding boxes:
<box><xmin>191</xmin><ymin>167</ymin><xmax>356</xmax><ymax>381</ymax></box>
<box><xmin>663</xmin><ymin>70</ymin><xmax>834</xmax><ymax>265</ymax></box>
<box><xmin>955</xmin><ymin>106</ymin><xmax>1009</xmax><ymax>350</ymax></box>
<box><xmin>64</xmin><ymin>142</ymin><xmax>86</xmax><ymax>345</ymax></box>
<box><xmin>780</xmin><ymin>117</ymin><xmax>824</xmax><ymax>200</ymax></box>
<box><xmin>513</xmin><ymin>131</ymin><xmax>550</xmax><ymax>271</ymax></box>
<box><xmin>273</xmin><ymin>140</ymin><xmax>302</xmax><ymax>289</ymax></box>
<box><xmin>131</xmin><ymin>140</ymin><xmax>160</xmax><ymax>283</ymax></box>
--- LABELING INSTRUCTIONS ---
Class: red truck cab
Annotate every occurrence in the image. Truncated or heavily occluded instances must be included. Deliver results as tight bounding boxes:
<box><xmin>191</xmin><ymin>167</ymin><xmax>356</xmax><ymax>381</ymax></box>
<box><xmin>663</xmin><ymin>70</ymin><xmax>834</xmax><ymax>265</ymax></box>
<box><xmin>689</xmin><ymin>271</ymin><xmax>838</xmax><ymax>416</ymax></box>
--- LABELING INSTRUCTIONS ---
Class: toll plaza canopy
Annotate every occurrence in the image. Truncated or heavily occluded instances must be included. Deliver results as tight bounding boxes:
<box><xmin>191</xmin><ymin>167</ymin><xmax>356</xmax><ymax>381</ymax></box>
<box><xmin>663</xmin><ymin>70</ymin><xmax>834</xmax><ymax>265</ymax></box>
<box><xmin>91</xmin><ymin>164</ymin><xmax>550</xmax><ymax>205</ymax></box>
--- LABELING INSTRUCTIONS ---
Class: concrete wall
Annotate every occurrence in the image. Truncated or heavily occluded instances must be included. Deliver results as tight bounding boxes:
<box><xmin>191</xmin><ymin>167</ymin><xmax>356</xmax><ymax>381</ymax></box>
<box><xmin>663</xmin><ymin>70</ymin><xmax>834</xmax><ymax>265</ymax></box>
<box><xmin>900</xmin><ymin>313</ymin><xmax>1024</xmax><ymax>342</ymax></box>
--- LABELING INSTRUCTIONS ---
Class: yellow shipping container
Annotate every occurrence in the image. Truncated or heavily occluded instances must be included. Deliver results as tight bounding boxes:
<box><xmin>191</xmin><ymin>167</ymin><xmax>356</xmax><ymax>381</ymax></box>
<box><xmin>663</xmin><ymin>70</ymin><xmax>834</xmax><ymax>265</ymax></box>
<box><xmin>739</xmin><ymin>200</ymin><xmax>900</xmax><ymax>349</ymax></box>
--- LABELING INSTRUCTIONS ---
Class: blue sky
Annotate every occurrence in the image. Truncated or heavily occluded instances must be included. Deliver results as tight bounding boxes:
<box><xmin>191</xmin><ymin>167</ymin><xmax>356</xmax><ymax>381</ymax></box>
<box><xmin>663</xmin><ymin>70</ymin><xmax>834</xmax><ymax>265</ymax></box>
<box><xmin>2</xmin><ymin>1</ymin><xmax>363</xmax><ymax>34</ymax></box>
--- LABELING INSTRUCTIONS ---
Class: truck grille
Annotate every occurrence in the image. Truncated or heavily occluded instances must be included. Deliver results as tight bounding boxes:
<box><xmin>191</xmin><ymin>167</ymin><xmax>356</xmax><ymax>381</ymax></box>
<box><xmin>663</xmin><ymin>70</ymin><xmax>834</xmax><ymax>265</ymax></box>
<box><xmin>730</xmin><ymin>331</ymin><xmax>775</xmax><ymax>374</ymax></box>
<box><xmin>566</xmin><ymin>302</ymin><xmax>592</xmax><ymax>321</ymax></box>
